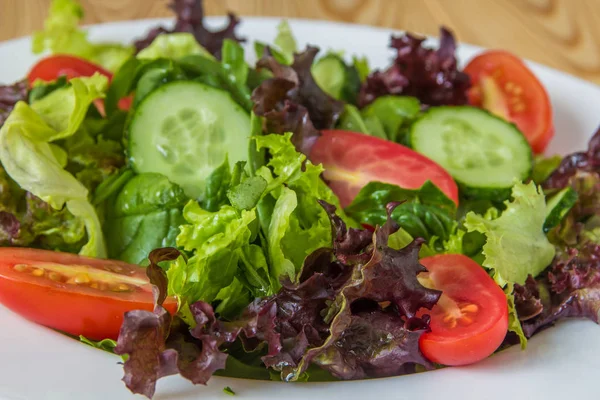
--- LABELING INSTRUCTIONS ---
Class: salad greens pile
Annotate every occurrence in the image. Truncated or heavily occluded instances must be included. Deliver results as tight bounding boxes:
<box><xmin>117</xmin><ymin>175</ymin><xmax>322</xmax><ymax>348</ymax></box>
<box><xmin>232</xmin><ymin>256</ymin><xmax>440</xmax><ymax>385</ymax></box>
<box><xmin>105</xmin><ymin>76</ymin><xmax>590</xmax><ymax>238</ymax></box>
<box><xmin>0</xmin><ymin>0</ymin><xmax>599</xmax><ymax>398</ymax></box>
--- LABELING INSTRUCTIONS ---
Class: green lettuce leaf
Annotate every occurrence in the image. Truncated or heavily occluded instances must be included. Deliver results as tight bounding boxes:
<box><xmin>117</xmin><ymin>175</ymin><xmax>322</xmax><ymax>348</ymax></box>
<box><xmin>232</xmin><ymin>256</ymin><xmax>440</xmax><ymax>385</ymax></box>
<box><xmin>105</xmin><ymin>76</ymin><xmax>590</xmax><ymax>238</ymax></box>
<box><xmin>137</xmin><ymin>33</ymin><xmax>213</xmax><ymax>60</ymax></box>
<box><xmin>168</xmin><ymin>202</ymin><xmax>258</xmax><ymax>306</ymax></box>
<box><xmin>215</xmin><ymin>277</ymin><xmax>251</xmax><ymax>319</ymax></box>
<box><xmin>337</xmin><ymin>96</ymin><xmax>420</xmax><ymax>143</ymax></box>
<box><xmin>104</xmin><ymin>173</ymin><xmax>188</xmax><ymax>264</ymax></box>
<box><xmin>505</xmin><ymin>283</ymin><xmax>527</xmax><ymax>349</ymax></box>
<box><xmin>352</xmin><ymin>55</ymin><xmax>370</xmax><ymax>82</ymax></box>
<box><xmin>464</xmin><ymin>181</ymin><xmax>555</xmax><ymax>285</ymax></box>
<box><xmin>267</xmin><ymin>187</ymin><xmax>298</xmax><ymax>283</ymax></box>
<box><xmin>274</xmin><ymin>20</ymin><xmax>297</xmax><ymax>64</ymax></box>
<box><xmin>0</xmin><ymin>75</ymin><xmax>109</xmax><ymax>257</ymax></box>
<box><xmin>32</xmin><ymin>0</ymin><xmax>133</xmax><ymax>72</ymax></box>
<box><xmin>30</xmin><ymin>73</ymin><xmax>108</xmax><ymax>140</ymax></box>
<box><xmin>255</xmin><ymin>133</ymin><xmax>349</xmax><ymax>288</ymax></box>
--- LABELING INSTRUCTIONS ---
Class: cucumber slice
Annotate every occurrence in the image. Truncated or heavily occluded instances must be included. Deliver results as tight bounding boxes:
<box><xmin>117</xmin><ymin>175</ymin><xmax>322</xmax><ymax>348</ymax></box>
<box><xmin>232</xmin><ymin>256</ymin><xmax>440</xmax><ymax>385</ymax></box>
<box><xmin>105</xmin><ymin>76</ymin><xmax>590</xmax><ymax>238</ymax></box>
<box><xmin>312</xmin><ymin>54</ymin><xmax>360</xmax><ymax>103</ymax></box>
<box><xmin>128</xmin><ymin>81</ymin><xmax>251</xmax><ymax>198</ymax></box>
<box><xmin>544</xmin><ymin>187</ymin><xmax>578</xmax><ymax>233</ymax></box>
<box><xmin>410</xmin><ymin>106</ymin><xmax>532</xmax><ymax>199</ymax></box>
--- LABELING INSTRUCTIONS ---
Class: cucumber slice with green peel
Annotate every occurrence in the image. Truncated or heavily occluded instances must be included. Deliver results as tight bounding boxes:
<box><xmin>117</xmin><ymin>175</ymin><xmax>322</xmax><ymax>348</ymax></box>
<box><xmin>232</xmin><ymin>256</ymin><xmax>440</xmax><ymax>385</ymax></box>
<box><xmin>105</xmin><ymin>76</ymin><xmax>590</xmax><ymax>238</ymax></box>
<box><xmin>312</xmin><ymin>54</ymin><xmax>360</xmax><ymax>103</ymax></box>
<box><xmin>128</xmin><ymin>81</ymin><xmax>251</xmax><ymax>199</ymax></box>
<box><xmin>544</xmin><ymin>187</ymin><xmax>578</xmax><ymax>233</ymax></box>
<box><xmin>410</xmin><ymin>106</ymin><xmax>532</xmax><ymax>199</ymax></box>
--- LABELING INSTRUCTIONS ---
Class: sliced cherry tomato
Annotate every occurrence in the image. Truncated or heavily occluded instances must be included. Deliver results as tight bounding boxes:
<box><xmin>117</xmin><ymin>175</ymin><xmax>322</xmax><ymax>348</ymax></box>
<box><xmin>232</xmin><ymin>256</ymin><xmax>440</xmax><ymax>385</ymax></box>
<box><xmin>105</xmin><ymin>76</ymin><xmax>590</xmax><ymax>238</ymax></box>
<box><xmin>0</xmin><ymin>248</ymin><xmax>177</xmax><ymax>340</ymax></box>
<box><xmin>417</xmin><ymin>254</ymin><xmax>508</xmax><ymax>366</ymax></box>
<box><xmin>464</xmin><ymin>50</ymin><xmax>554</xmax><ymax>153</ymax></box>
<box><xmin>27</xmin><ymin>55</ymin><xmax>132</xmax><ymax>112</ymax></box>
<box><xmin>309</xmin><ymin>130</ymin><xmax>459</xmax><ymax>208</ymax></box>
<box><xmin>28</xmin><ymin>55</ymin><xmax>113</xmax><ymax>83</ymax></box>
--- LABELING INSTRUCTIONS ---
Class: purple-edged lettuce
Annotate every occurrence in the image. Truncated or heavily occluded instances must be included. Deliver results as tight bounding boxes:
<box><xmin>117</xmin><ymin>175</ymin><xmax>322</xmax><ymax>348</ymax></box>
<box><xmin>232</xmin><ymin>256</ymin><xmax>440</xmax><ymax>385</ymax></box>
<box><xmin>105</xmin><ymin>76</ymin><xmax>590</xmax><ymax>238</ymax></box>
<box><xmin>358</xmin><ymin>27</ymin><xmax>470</xmax><ymax>108</ymax></box>
<box><xmin>251</xmin><ymin>47</ymin><xmax>344</xmax><ymax>154</ymax></box>
<box><xmin>133</xmin><ymin>0</ymin><xmax>244</xmax><ymax>59</ymax></box>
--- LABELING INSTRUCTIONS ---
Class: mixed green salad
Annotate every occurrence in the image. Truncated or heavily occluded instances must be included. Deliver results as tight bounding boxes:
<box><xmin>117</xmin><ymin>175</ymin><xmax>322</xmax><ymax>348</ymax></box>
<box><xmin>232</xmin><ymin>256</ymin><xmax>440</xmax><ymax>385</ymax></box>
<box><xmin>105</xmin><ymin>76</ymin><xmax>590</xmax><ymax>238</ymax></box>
<box><xmin>0</xmin><ymin>0</ymin><xmax>599</xmax><ymax>398</ymax></box>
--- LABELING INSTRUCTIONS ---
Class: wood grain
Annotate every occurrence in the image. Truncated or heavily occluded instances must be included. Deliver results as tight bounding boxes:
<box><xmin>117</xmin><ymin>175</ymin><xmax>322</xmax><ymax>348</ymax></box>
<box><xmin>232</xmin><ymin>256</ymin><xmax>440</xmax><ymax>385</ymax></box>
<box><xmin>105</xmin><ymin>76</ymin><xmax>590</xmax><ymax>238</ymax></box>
<box><xmin>1</xmin><ymin>0</ymin><xmax>600</xmax><ymax>83</ymax></box>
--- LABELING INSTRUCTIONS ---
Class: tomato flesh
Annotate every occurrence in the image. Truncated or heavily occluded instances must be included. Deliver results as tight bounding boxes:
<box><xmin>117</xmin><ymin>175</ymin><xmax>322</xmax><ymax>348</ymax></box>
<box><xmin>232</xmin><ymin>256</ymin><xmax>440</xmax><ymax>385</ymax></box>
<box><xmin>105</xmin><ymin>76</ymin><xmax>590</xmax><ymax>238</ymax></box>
<box><xmin>27</xmin><ymin>55</ymin><xmax>131</xmax><ymax>112</ymax></box>
<box><xmin>310</xmin><ymin>130</ymin><xmax>459</xmax><ymax>208</ymax></box>
<box><xmin>417</xmin><ymin>254</ymin><xmax>508</xmax><ymax>366</ymax></box>
<box><xmin>0</xmin><ymin>248</ymin><xmax>177</xmax><ymax>340</ymax></box>
<box><xmin>464</xmin><ymin>50</ymin><xmax>554</xmax><ymax>153</ymax></box>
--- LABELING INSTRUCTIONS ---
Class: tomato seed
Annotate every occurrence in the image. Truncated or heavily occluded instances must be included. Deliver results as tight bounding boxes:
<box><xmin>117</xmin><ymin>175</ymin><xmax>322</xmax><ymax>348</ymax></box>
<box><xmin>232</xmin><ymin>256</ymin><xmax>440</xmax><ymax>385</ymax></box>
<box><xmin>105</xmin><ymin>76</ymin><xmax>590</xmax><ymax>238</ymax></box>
<box><xmin>74</xmin><ymin>274</ymin><xmax>90</xmax><ymax>284</ymax></box>
<box><xmin>32</xmin><ymin>268</ymin><xmax>45</xmax><ymax>277</ymax></box>
<box><xmin>48</xmin><ymin>272</ymin><xmax>62</xmax><ymax>282</ymax></box>
<box><xmin>13</xmin><ymin>264</ymin><xmax>28</xmax><ymax>272</ymax></box>
<box><xmin>112</xmin><ymin>283</ymin><xmax>130</xmax><ymax>292</ymax></box>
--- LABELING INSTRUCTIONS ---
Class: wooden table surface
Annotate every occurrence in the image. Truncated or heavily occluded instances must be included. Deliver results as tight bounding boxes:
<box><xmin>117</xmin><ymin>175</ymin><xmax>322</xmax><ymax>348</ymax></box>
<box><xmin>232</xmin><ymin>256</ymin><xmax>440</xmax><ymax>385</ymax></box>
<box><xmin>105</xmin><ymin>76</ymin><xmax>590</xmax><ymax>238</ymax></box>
<box><xmin>2</xmin><ymin>0</ymin><xmax>600</xmax><ymax>84</ymax></box>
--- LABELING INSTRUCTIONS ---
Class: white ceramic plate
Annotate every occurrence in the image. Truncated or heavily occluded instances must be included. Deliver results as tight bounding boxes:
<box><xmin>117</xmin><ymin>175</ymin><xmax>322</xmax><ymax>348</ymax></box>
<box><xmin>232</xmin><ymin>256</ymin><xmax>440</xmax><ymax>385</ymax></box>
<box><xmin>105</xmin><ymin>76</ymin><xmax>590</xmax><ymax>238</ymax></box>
<box><xmin>0</xmin><ymin>17</ymin><xmax>599</xmax><ymax>400</ymax></box>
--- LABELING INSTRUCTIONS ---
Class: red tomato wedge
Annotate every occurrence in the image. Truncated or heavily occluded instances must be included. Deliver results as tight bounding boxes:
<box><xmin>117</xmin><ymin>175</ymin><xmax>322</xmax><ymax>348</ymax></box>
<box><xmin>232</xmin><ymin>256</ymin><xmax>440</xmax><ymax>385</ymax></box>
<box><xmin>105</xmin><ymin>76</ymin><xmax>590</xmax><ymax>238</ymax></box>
<box><xmin>309</xmin><ymin>130</ymin><xmax>459</xmax><ymax>208</ymax></box>
<box><xmin>0</xmin><ymin>248</ymin><xmax>177</xmax><ymax>340</ymax></box>
<box><xmin>27</xmin><ymin>55</ymin><xmax>132</xmax><ymax>112</ymax></box>
<box><xmin>417</xmin><ymin>254</ymin><xmax>508</xmax><ymax>366</ymax></box>
<box><xmin>464</xmin><ymin>51</ymin><xmax>554</xmax><ymax>153</ymax></box>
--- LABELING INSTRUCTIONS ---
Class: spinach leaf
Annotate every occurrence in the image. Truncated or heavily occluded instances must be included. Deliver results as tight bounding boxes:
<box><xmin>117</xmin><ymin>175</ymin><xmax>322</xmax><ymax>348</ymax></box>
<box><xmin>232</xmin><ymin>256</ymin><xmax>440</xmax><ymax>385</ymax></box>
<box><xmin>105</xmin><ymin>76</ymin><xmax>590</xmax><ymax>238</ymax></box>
<box><xmin>104</xmin><ymin>173</ymin><xmax>188</xmax><ymax>264</ymax></box>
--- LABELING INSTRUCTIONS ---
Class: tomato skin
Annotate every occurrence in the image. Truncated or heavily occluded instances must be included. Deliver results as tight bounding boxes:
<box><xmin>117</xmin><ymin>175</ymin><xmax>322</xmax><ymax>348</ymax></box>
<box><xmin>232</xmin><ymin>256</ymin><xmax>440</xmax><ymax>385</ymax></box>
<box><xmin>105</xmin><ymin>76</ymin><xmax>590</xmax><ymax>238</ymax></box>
<box><xmin>27</xmin><ymin>55</ymin><xmax>132</xmax><ymax>112</ymax></box>
<box><xmin>28</xmin><ymin>55</ymin><xmax>113</xmax><ymax>83</ymax></box>
<box><xmin>0</xmin><ymin>248</ymin><xmax>177</xmax><ymax>340</ymax></box>
<box><xmin>464</xmin><ymin>50</ymin><xmax>554</xmax><ymax>153</ymax></box>
<box><xmin>417</xmin><ymin>254</ymin><xmax>508</xmax><ymax>366</ymax></box>
<box><xmin>310</xmin><ymin>130</ymin><xmax>459</xmax><ymax>208</ymax></box>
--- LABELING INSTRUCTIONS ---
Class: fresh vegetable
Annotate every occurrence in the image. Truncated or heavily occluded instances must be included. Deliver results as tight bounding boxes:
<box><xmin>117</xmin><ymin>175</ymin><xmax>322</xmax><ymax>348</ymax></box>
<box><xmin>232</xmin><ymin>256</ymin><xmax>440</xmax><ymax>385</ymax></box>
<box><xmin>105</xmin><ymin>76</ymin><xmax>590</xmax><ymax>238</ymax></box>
<box><xmin>252</xmin><ymin>46</ymin><xmax>344</xmax><ymax>154</ymax></box>
<box><xmin>32</xmin><ymin>0</ymin><xmax>133</xmax><ymax>72</ymax></box>
<box><xmin>312</xmin><ymin>53</ymin><xmax>361</xmax><ymax>103</ymax></box>
<box><xmin>0</xmin><ymin>248</ymin><xmax>177</xmax><ymax>340</ymax></box>
<box><xmin>0</xmin><ymin>75</ymin><xmax>109</xmax><ymax>258</ymax></box>
<box><xmin>465</xmin><ymin>51</ymin><xmax>554</xmax><ymax>153</ymax></box>
<box><xmin>410</xmin><ymin>106</ymin><xmax>532</xmax><ymax>199</ymax></box>
<box><xmin>136</xmin><ymin>32</ymin><xmax>213</xmax><ymax>60</ymax></box>
<box><xmin>27</xmin><ymin>55</ymin><xmax>132</xmax><ymax>111</ymax></box>
<box><xmin>104</xmin><ymin>174</ymin><xmax>188</xmax><ymax>264</ymax></box>
<box><xmin>133</xmin><ymin>0</ymin><xmax>244</xmax><ymax>59</ymax></box>
<box><xmin>418</xmin><ymin>254</ymin><xmax>508</xmax><ymax>365</ymax></box>
<box><xmin>0</xmin><ymin>80</ymin><xmax>28</xmax><ymax>127</ymax></box>
<box><xmin>464</xmin><ymin>181</ymin><xmax>555</xmax><ymax>285</ymax></box>
<box><xmin>128</xmin><ymin>81</ymin><xmax>251</xmax><ymax>198</ymax></box>
<box><xmin>310</xmin><ymin>130</ymin><xmax>459</xmax><ymax>207</ymax></box>
<box><xmin>359</xmin><ymin>27</ymin><xmax>470</xmax><ymax>108</ymax></box>
<box><xmin>337</xmin><ymin>96</ymin><xmax>420</xmax><ymax>143</ymax></box>
<box><xmin>28</xmin><ymin>55</ymin><xmax>112</xmax><ymax>84</ymax></box>
<box><xmin>543</xmin><ymin>187</ymin><xmax>578</xmax><ymax>233</ymax></box>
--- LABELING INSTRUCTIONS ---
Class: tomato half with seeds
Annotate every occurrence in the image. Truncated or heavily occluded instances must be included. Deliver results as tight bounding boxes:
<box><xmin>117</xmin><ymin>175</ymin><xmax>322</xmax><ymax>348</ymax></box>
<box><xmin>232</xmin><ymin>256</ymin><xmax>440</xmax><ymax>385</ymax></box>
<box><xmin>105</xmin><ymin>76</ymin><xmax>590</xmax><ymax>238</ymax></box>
<box><xmin>417</xmin><ymin>254</ymin><xmax>508</xmax><ymax>366</ymax></box>
<box><xmin>464</xmin><ymin>50</ymin><xmax>554</xmax><ymax>153</ymax></box>
<box><xmin>310</xmin><ymin>130</ymin><xmax>459</xmax><ymax>208</ymax></box>
<box><xmin>0</xmin><ymin>248</ymin><xmax>177</xmax><ymax>340</ymax></box>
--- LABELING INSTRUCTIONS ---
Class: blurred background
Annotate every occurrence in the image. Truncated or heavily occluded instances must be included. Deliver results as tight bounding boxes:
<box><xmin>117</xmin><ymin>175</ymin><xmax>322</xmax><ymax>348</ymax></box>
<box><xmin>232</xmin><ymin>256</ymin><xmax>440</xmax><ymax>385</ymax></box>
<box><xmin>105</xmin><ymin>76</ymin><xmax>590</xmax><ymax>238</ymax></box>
<box><xmin>1</xmin><ymin>0</ymin><xmax>599</xmax><ymax>83</ymax></box>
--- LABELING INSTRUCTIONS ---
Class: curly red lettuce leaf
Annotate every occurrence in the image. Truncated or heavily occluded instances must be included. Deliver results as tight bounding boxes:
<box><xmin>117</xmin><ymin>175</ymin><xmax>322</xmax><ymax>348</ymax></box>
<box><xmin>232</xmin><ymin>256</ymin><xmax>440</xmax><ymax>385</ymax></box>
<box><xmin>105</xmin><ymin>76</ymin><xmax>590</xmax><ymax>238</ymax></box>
<box><xmin>251</xmin><ymin>47</ymin><xmax>344</xmax><ymax>154</ymax></box>
<box><xmin>257</xmin><ymin>202</ymin><xmax>439</xmax><ymax>381</ymax></box>
<box><xmin>115</xmin><ymin>248</ymin><xmax>236</xmax><ymax>398</ymax></box>
<box><xmin>0</xmin><ymin>80</ymin><xmax>28</xmax><ymax>127</ymax></box>
<box><xmin>358</xmin><ymin>27</ymin><xmax>470</xmax><ymax>108</ymax></box>
<box><xmin>544</xmin><ymin>127</ymin><xmax>600</xmax><ymax>190</ymax></box>
<box><xmin>513</xmin><ymin>244</ymin><xmax>600</xmax><ymax>338</ymax></box>
<box><xmin>134</xmin><ymin>0</ymin><xmax>244</xmax><ymax>59</ymax></box>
